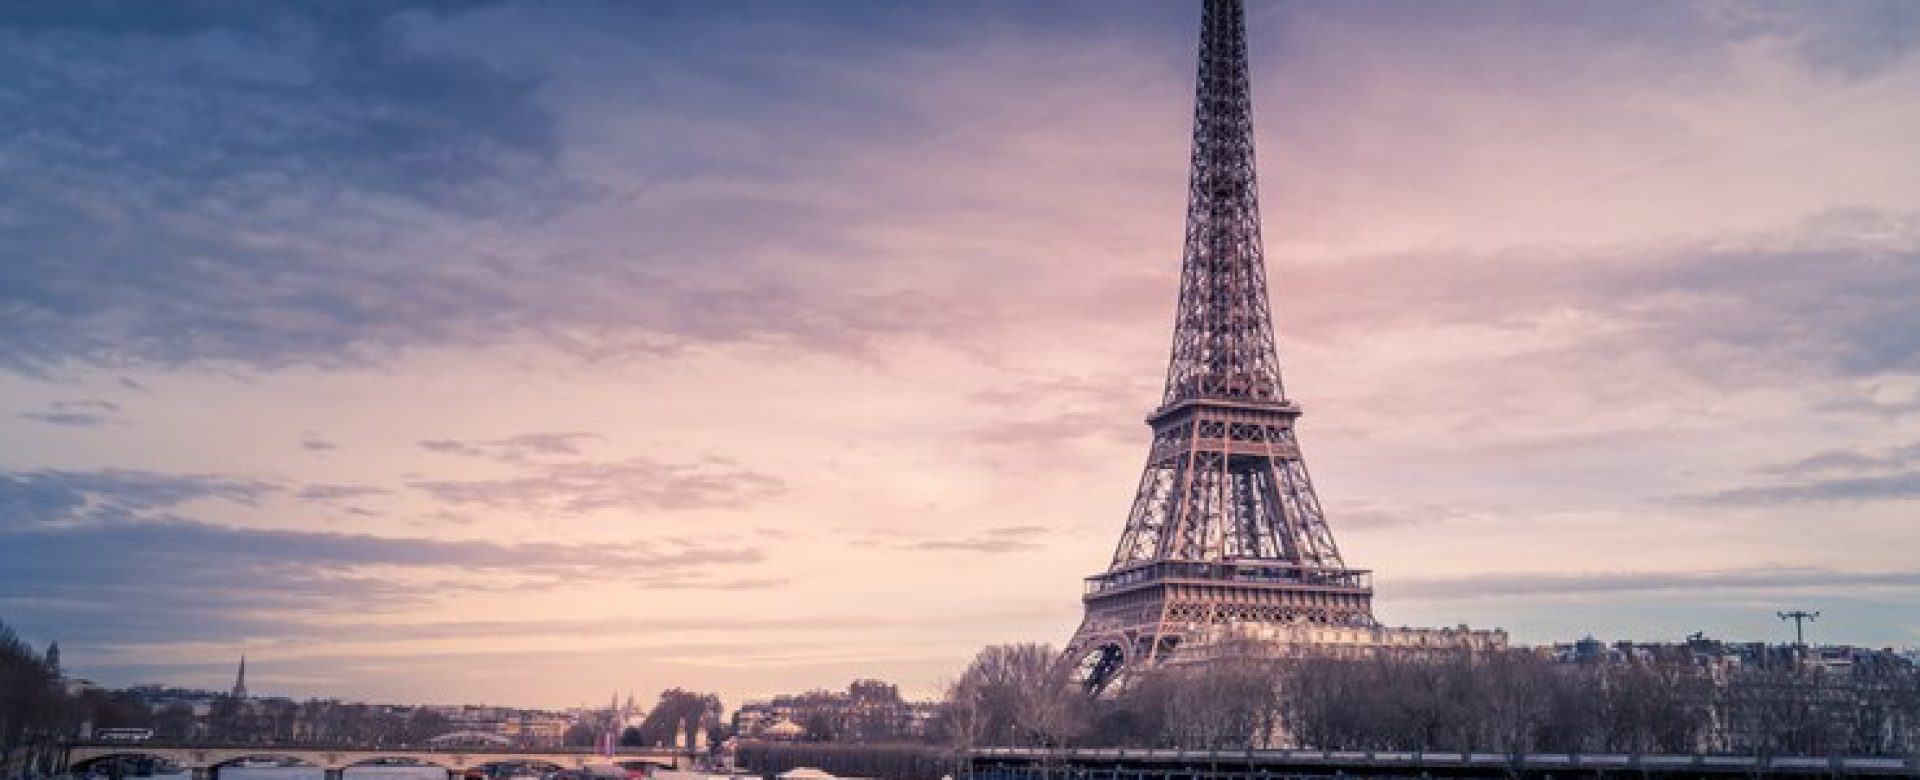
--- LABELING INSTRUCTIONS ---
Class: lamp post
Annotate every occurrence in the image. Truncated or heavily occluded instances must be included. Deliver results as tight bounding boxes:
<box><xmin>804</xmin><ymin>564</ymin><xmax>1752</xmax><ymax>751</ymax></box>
<box><xmin>1775</xmin><ymin>610</ymin><xmax>1820</xmax><ymax>647</ymax></box>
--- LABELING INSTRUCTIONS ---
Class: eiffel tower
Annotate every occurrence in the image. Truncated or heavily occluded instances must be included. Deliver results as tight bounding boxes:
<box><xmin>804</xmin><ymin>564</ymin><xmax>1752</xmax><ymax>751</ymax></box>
<box><xmin>1063</xmin><ymin>0</ymin><xmax>1376</xmax><ymax>692</ymax></box>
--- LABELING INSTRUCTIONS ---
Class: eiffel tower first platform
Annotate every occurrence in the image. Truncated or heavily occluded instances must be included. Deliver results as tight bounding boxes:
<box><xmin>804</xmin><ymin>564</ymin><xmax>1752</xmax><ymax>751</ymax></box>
<box><xmin>1063</xmin><ymin>0</ymin><xmax>1504</xmax><ymax>692</ymax></box>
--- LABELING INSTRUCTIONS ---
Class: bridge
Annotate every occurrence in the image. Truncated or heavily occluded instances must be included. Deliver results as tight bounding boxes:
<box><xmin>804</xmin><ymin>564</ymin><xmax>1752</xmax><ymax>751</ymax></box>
<box><xmin>62</xmin><ymin>742</ymin><xmax>699</xmax><ymax>780</ymax></box>
<box><xmin>967</xmin><ymin>746</ymin><xmax>1920</xmax><ymax>780</ymax></box>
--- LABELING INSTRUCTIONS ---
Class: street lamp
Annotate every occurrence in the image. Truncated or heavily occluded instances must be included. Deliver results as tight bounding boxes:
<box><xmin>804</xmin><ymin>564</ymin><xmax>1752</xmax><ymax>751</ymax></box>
<box><xmin>1776</xmin><ymin>610</ymin><xmax>1820</xmax><ymax>647</ymax></box>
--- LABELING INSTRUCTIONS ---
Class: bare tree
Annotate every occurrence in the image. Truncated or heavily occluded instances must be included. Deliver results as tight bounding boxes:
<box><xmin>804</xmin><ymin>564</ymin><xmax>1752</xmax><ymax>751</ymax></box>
<box><xmin>1273</xmin><ymin>648</ymin><xmax>1712</xmax><ymax>753</ymax></box>
<box><xmin>1</xmin><ymin>621</ymin><xmax>67</xmax><ymax>777</ymax></box>
<box><xmin>946</xmin><ymin>644</ymin><xmax>1085</xmax><ymax>748</ymax></box>
<box><xmin>1160</xmin><ymin>657</ymin><xmax>1284</xmax><ymax>749</ymax></box>
<box><xmin>1086</xmin><ymin>670</ymin><xmax>1175</xmax><ymax>747</ymax></box>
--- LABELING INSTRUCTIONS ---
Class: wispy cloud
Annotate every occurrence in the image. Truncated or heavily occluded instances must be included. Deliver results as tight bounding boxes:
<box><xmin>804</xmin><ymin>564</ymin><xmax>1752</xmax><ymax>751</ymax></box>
<box><xmin>906</xmin><ymin>525</ymin><xmax>1048</xmax><ymax>554</ymax></box>
<box><xmin>1278</xmin><ymin>210</ymin><xmax>1920</xmax><ymax>386</ymax></box>
<box><xmin>1755</xmin><ymin>442</ymin><xmax>1920</xmax><ymax>477</ymax></box>
<box><xmin>0</xmin><ymin>519</ymin><xmax>766</xmax><ymax>647</ymax></box>
<box><xmin>965</xmin><ymin>375</ymin><xmax>1153</xmax><ymax>451</ymax></box>
<box><xmin>1389</xmin><ymin>568</ymin><xmax>1920</xmax><ymax>600</ymax></box>
<box><xmin>299</xmin><ymin>433</ymin><xmax>339</xmax><ymax>452</ymax></box>
<box><xmin>296</xmin><ymin>484</ymin><xmax>391</xmax><ymax>503</ymax></box>
<box><xmin>0</xmin><ymin>2</ymin><xmax>569</xmax><ymax>373</ymax></box>
<box><xmin>1330</xmin><ymin>500</ymin><xmax>1486</xmax><ymax>531</ymax></box>
<box><xmin>17</xmin><ymin>398</ymin><xmax>122</xmax><ymax>427</ymax></box>
<box><xmin>0</xmin><ymin>468</ymin><xmax>278</xmax><ymax>527</ymax></box>
<box><xmin>1695</xmin><ymin>472</ymin><xmax>1920</xmax><ymax>505</ymax></box>
<box><xmin>409</xmin><ymin>456</ymin><xmax>784</xmax><ymax>515</ymax></box>
<box><xmin>419</xmin><ymin>431</ymin><xmax>600</xmax><ymax>462</ymax></box>
<box><xmin>1686</xmin><ymin>440</ymin><xmax>1920</xmax><ymax>504</ymax></box>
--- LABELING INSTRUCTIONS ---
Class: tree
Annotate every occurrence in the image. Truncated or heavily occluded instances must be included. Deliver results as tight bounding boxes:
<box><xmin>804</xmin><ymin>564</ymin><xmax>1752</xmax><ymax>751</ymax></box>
<box><xmin>946</xmin><ymin>644</ymin><xmax>1085</xmax><ymax>748</ymax></box>
<box><xmin>207</xmin><ymin>695</ymin><xmax>249</xmax><ymax>742</ymax></box>
<box><xmin>1593</xmin><ymin>662</ymin><xmax>1707</xmax><ymax>754</ymax></box>
<box><xmin>76</xmin><ymin>689</ymin><xmax>152</xmax><ymax>731</ymax></box>
<box><xmin>799</xmin><ymin>710</ymin><xmax>837</xmax><ymax>742</ymax></box>
<box><xmin>562</xmin><ymin>720</ymin><xmax>599</xmax><ymax>748</ymax></box>
<box><xmin>1162</xmin><ymin>657</ymin><xmax>1284</xmax><ymax>749</ymax></box>
<box><xmin>1</xmin><ymin>621</ymin><xmax>67</xmax><ymax>777</ymax></box>
<box><xmin>638</xmin><ymin>689</ymin><xmax>722</xmax><ymax>749</ymax></box>
<box><xmin>1087</xmin><ymin>671</ymin><xmax>1175</xmax><ymax>747</ymax></box>
<box><xmin>154</xmin><ymin>703</ymin><xmax>198</xmax><ymax>741</ymax></box>
<box><xmin>401</xmin><ymin>708</ymin><xmax>452</xmax><ymax>744</ymax></box>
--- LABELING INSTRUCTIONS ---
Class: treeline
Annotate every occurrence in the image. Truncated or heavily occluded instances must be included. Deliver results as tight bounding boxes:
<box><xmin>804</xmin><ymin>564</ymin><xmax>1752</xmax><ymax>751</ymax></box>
<box><xmin>2</xmin><ymin>622</ymin><xmax>72</xmax><ymax>776</ymax></box>
<box><xmin>614</xmin><ymin>689</ymin><xmax>723</xmax><ymax>749</ymax></box>
<box><xmin>945</xmin><ymin>643</ymin><xmax>1920</xmax><ymax>757</ymax></box>
<box><xmin>2</xmin><ymin>620</ymin><xmax>487</xmax><ymax>755</ymax></box>
<box><xmin>136</xmin><ymin>698</ymin><xmax>470</xmax><ymax>745</ymax></box>
<box><xmin>1</xmin><ymin>618</ymin><xmax>736</xmax><ymax>763</ymax></box>
<box><xmin>4</xmin><ymin>626</ymin><xmax>463</xmax><ymax>750</ymax></box>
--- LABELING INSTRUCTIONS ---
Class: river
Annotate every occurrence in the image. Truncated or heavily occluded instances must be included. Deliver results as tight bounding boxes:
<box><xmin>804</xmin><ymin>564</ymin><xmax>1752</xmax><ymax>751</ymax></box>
<box><xmin>217</xmin><ymin>768</ymin><xmax>450</xmax><ymax>780</ymax></box>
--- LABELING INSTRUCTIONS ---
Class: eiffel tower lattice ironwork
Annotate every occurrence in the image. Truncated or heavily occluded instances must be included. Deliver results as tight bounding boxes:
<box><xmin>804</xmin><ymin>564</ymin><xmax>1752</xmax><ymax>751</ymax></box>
<box><xmin>1063</xmin><ymin>0</ymin><xmax>1375</xmax><ymax>693</ymax></box>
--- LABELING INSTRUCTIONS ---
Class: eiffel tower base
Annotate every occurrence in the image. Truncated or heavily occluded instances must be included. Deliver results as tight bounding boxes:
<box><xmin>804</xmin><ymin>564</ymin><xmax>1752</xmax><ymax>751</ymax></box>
<box><xmin>1063</xmin><ymin>559</ymin><xmax>1376</xmax><ymax>692</ymax></box>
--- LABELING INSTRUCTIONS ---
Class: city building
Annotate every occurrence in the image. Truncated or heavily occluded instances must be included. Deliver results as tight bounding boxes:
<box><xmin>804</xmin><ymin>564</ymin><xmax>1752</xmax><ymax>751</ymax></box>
<box><xmin>732</xmin><ymin>680</ymin><xmax>943</xmax><ymax>743</ymax></box>
<box><xmin>1545</xmin><ymin>634</ymin><xmax>1920</xmax><ymax>756</ymax></box>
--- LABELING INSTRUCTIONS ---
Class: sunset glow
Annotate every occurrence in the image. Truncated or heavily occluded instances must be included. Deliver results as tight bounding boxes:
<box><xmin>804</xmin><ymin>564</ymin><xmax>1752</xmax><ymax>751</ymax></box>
<box><xmin>3</xmin><ymin>0</ymin><xmax>1919</xmax><ymax>709</ymax></box>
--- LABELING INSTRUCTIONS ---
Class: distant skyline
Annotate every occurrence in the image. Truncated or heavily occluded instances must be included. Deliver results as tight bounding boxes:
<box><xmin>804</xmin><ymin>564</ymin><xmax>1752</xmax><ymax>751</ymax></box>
<box><xmin>4</xmin><ymin>0</ymin><xmax>1920</xmax><ymax>710</ymax></box>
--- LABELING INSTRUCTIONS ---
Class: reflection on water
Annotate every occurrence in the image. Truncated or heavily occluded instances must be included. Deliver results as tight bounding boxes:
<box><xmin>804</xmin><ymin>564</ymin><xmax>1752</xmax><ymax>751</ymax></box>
<box><xmin>344</xmin><ymin>768</ymin><xmax>448</xmax><ymax>780</ymax></box>
<box><xmin>215</xmin><ymin>768</ymin><xmax>447</xmax><ymax>780</ymax></box>
<box><xmin>222</xmin><ymin>768</ymin><xmax>323</xmax><ymax>780</ymax></box>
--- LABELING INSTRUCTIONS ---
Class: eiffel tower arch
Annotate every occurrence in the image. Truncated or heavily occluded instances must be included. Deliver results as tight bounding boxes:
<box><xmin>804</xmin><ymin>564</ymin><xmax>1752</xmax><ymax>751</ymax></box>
<box><xmin>1063</xmin><ymin>0</ymin><xmax>1500</xmax><ymax>693</ymax></box>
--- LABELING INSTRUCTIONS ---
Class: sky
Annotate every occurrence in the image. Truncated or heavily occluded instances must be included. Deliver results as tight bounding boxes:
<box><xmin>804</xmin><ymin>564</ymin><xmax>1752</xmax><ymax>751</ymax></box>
<box><xmin>3</xmin><ymin>0</ymin><xmax>1919</xmax><ymax>711</ymax></box>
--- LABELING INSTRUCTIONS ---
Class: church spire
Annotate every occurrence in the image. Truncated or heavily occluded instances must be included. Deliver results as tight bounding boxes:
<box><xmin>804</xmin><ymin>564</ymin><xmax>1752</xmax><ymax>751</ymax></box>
<box><xmin>231</xmin><ymin>654</ymin><xmax>249</xmax><ymax>699</ymax></box>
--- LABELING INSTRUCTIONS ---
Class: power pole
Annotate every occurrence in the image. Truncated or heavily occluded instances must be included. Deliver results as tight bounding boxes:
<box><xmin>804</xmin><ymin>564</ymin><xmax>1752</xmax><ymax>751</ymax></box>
<box><xmin>1776</xmin><ymin>610</ymin><xmax>1820</xmax><ymax>646</ymax></box>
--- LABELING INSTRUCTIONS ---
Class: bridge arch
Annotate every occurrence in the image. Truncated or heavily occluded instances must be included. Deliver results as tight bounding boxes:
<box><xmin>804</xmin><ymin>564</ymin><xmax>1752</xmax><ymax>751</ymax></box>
<box><xmin>465</xmin><ymin>758</ymin><xmax>567</xmax><ymax>775</ymax></box>
<box><xmin>340</xmin><ymin>757</ymin><xmax>457</xmax><ymax>771</ymax></box>
<box><xmin>64</xmin><ymin>743</ymin><xmax>697</xmax><ymax>775</ymax></box>
<box><xmin>71</xmin><ymin>752</ymin><xmax>187</xmax><ymax>777</ymax></box>
<box><xmin>209</xmin><ymin>754</ymin><xmax>323</xmax><ymax>770</ymax></box>
<box><xmin>208</xmin><ymin>754</ymin><xmax>326</xmax><ymax>780</ymax></box>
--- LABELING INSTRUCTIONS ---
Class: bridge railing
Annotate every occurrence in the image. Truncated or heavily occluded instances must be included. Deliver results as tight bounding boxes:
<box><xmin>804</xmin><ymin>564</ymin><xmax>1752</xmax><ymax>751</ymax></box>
<box><xmin>965</xmin><ymin>746</ymin><xmax>1918</xmax><ymax>777</ymax></box>
<box><xmin>64</xmin><ymin>741</ymin><xmax>691</xmax><ymax>755</ymax></box>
